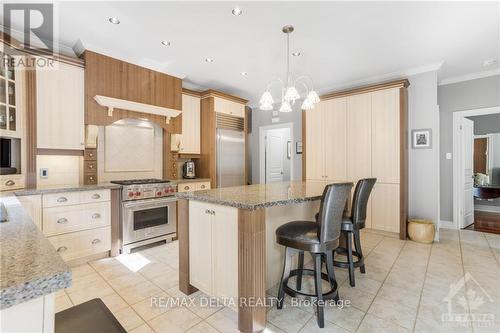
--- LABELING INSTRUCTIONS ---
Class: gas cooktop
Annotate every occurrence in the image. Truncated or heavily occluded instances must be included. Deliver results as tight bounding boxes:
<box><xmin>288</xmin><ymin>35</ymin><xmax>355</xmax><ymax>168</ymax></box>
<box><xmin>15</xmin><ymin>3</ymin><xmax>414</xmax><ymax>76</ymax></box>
<box><xmin>110</xmin><ymin>179</ymin><xmax>170</xmax><ymax>185</ymax></box>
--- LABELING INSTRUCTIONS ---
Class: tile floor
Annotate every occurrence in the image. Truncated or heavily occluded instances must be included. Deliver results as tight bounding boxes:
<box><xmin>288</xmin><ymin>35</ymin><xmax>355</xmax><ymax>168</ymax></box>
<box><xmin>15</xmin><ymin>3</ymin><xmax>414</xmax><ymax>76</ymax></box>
<box><xmin>56</xmin><ymin>229</ymin><xmax>500</xmax><ymax>332</ymax></box>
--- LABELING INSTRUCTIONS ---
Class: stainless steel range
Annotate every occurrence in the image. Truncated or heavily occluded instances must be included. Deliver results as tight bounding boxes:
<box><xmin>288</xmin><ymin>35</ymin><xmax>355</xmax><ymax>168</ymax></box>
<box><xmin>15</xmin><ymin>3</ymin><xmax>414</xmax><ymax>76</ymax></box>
<box><xmin>111</xmin><ymin>179</ymin><xmax>177</xmax><ymax>253</ymax></box>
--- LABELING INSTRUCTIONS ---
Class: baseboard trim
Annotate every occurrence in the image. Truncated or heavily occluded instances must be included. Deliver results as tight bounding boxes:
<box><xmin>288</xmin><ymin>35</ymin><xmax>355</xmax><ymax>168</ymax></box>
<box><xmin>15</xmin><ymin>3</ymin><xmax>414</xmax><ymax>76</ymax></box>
<box><xmin>475</xmin><ymin>205</ymin><xmax>500</xmax><ymax>213</ymax></box>
<box><xmin>439</xmin><ymin>220</ymin><xmax>456</xmax><ymax>229</ymax></box>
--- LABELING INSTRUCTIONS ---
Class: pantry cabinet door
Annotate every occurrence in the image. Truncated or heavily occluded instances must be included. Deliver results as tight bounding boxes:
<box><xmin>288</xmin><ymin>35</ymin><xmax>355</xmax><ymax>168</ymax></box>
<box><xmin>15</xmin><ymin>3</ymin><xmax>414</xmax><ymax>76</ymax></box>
<box><xmin>189</xmin><ymin>201</ymin><xmax>213</xmax><ymax>295</ymax></box>
<box><xmin>324</xmin><ymin>98</ymin><xmax>347</xmax><ymax>181</ymax></box>
<box><xmin>371</xmin><ymin>183</ymin><xmax>400</xmax><ymax>233</ymax></box>
<box><xmin>37</xmin><ymin>60</ymin><xmax>84</xmax><ymax>150</ymax></box>
<box><xmin>179</xmin><ymin>94</ymin><xmax>201</xmax><ymax>154</ymax></box>
<box><xmin>346</xmin><ymin>93</ymin><xmax>372</xmax><ymax>182</ymax></box>
<box><xmin>305</xmin><ymin>103</ymin><xmax>325</xmax><ymax>180</ymax></box>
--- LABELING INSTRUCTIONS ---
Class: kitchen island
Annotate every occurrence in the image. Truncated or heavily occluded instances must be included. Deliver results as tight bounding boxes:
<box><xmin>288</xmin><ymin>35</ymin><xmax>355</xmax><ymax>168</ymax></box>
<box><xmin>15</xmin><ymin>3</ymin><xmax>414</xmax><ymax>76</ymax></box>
<box><xmin>176</xmin><ymin>180</ymin><xmax>344</xmax><ymax>333</ymax></box>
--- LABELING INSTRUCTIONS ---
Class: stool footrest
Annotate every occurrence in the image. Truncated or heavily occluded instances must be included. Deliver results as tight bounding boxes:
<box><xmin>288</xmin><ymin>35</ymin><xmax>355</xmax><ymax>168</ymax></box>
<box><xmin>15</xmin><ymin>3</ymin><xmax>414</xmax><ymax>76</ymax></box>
<box><xmin>333</xmin><ymin>248</ymin><xmax>364</xmax><ymax>268</ymax></box>
<box><xmin>281</xmin><ymin>268</ymin><xmax>338</xmax><ymax>300</ymax></box>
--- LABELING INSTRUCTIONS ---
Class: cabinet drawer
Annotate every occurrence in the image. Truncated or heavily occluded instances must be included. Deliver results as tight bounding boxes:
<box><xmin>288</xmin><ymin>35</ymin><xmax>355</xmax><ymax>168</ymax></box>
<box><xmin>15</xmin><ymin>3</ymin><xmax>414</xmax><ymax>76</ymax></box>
<box><xmin>196</xmin><ymin>182</ymin><xmax>210</xmax><ymax>191</ymax></box>
<box><xmin>43</xmin><ymin>189</ymin><xmax>110</xmax><ymax>207</ymax></box>
<box><xmin>48</xmin><ymin>226</ymin><xmax>111</xmax><ymax>262</ymax></box>
<box><xmin>178</xmin><ymin>183</ymin><xmax>194</xmax><ymax>192</ymax></box>
<box><xmin>84</xmin><ymin>149</ymin><xmax>97</xmax><ymax>161</ymax></box>
<box><xmin>84</xmin><ymin>161</ymin><xmax>97</xmax><ymax>173</ymax></box>
<box><xmin>84</xmin><ymin>174</ymin><xmax>97</xmax><ymax>185</ymax></box>
<box><xmin>1</xmin><ymin>174</ymin><xmax>25</xmax><ymax>191</ymax></box>
<box><xmin>43</xmin><ymin>202</ymin><xmax>110</xmax><ymax>236</ymax></box>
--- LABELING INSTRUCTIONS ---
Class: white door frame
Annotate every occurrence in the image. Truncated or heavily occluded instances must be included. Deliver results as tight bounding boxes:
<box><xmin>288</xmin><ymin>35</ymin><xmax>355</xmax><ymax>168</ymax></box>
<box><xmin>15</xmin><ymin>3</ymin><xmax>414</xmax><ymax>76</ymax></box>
<box><xmin>452</xmin><ymin>106</ymin><xmax>500</xmax><ymax>229</ymax></box>
<box><xmin>259</xmin><ymin>123</ymin><xmax>294</xmax><ymax>184</ymax></box>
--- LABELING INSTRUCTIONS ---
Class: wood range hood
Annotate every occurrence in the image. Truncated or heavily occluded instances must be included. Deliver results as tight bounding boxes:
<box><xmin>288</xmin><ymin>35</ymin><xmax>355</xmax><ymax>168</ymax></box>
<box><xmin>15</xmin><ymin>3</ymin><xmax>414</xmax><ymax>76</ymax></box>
<box><xmin>94</xmin><ymin>95</ymin><xmax>181</xmax><ymax>124</ymax></box>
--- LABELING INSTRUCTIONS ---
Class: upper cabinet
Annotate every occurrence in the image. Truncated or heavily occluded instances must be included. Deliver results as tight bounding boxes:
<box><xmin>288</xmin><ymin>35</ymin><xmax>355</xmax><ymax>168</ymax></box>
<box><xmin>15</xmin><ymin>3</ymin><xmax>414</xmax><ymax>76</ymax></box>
<box><xmin>214</xmin><ymin>97</ymin><xmax>245</xmax><ymax>118</ymax></box>
<box><xmin>179</xmin><ymin>93</ymin><xmax>201</xmax><ymax>154</ymax></box>
<box><xmin>36</xmin><ymin>59</ymin><xmax>85</xmax><ymax>150</ymax></box>
<box><xmin>0</xmin><ymin>54</ymin><xmax>23</xmax><ymax>138</ymax></box>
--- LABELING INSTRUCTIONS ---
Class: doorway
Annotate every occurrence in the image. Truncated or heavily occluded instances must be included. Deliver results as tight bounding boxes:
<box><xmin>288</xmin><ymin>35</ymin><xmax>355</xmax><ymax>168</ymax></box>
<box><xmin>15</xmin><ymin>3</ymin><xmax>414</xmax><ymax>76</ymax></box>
<box><xmin>259</xmin><ymin>123</ymin><xmax>293</xmax><ymax>184</ymax></box>
<box><xmin>453</xmin><ymin>106</ymin><xmax>500</xmax><ymax>232</ymax></box>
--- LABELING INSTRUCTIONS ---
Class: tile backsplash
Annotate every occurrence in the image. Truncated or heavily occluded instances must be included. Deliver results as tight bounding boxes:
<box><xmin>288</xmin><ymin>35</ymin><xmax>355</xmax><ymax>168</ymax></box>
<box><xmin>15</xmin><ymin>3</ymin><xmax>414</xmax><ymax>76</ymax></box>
<box><xmin>36</xmin><ymin>155</ymin><xmax>83</xmax><ymax>187</ymax></box>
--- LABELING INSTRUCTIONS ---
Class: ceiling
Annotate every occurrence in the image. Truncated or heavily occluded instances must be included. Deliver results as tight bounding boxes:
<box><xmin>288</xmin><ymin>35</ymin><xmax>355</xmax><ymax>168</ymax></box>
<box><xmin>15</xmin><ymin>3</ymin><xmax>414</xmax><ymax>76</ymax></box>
<box><xmin>3</xmin><ymin>1</ymin><xmax>500</xmax><ymax>106</ymax></box>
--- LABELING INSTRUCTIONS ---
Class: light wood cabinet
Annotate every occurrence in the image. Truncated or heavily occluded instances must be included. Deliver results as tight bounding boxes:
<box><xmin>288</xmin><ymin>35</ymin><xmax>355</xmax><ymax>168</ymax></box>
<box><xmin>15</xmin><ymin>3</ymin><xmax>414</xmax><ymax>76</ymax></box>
<box><xmin>371</xmin><ymin>183</ymin><xmax>400</xmax><ymax>233</ymax></box>
<box><xmin>17</xmin><ymin>195</ymin><xmax>42</xmax><ymax>229</ymax></box>
<box><xmin>214</xmin><ymin>97</ymin><xmax>245</xmax><ymax>118</ymax></box>
<box><xmin>347</xmin><ymin>93</ymin><xmax>372</xmax><ymax>182</ymax></box>
<box><xmin>305</xmin><ymin>104</ymin><xmax>325</xmax><ymax>181</ymax></box>
<box><xmin>178</xmin><ymin>94</ymin><xmax>201</xmax><ymax>154</ymax></box>
<box><xmin>189</xmin><ymin>201</ymin><xmax>238</xmax><ymax>299</ymax></box>
<box><xmin>36</xmin><ymin>59</ymin><xmax>84</xmax><ymax>150</ymax></box>
<box><xmin>177</xmin><ymin>181</ymin><xmax>211</xmax><ymax>193</ymax></box>
<box><xmin>325</xmin><ymin>98</ymin><xmax>347</xmax><ymax>181</ymax></box>
<box><xmin>0</xmin><ymin>174</ymin><xmax>25</xmax><ymax>191</ymax></box>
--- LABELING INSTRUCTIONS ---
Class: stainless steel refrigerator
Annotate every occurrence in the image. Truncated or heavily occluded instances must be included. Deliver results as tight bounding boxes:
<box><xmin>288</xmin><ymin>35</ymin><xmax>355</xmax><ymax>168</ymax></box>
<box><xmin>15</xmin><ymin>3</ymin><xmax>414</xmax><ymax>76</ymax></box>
<box><xmin>216</xmin><ymin>128</ymin><xmax>245</xmax><ymax>187</ymax></box>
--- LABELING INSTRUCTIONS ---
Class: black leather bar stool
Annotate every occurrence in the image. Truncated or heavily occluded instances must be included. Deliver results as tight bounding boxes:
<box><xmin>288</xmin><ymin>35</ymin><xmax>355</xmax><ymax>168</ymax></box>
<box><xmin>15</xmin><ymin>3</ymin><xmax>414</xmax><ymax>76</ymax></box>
<box><xmin>333</xmin><ymin>178</ymin><xmax>376</xmax><ymax>287</ymax></box>
<box><xmin>275</xmin><ymin>183</ymin><xmax>353</xmax><ymax>328</ymax></box>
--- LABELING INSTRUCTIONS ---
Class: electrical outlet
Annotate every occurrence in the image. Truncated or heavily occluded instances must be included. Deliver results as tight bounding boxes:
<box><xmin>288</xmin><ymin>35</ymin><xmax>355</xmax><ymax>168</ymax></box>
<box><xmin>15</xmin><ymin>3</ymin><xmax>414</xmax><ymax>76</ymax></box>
<box><xmin>40</xmin><ymin>168</ymin><xmax>49</xmax><ymax>178</ymax></box>
<box><xmin>446</xmin><ymin>153</ymin><xmax>452</xmax><ymax>160</ymax></box>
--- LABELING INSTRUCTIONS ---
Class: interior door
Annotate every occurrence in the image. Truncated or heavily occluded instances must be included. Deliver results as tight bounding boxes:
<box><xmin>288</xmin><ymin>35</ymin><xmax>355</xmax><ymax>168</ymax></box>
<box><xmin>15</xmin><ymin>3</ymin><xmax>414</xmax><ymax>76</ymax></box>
<box><xmin>265</xmin><ymin>130</ymin><xmax>284</xmax><ymax>183</ymax></box>
<box><xmin>461</xmin><ymin>118</ymin><xmax>474</xmax><ymax>228</ymax></box>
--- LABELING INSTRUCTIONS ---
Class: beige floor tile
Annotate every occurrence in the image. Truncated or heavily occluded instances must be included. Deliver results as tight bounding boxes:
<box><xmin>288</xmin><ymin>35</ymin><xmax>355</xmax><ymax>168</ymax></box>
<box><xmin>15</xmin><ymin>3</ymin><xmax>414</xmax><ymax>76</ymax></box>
<box><xmin>415</xmin><ymin>301</ymin><xmax>472</xmax><ymax>333</ymax></box>
<box><xmin>107</xmin><ymin>273</ymin><xmax>148</xmax><ymax>291</ymax></box>
<box><xmin>264</xmin><ymin>322</ymin><xmax>287</xmax><ymax>333</ymax></box>
<box><xmin>384</xmin><ymin>269</ymin><xmax>424</xmax><ymax>293</ymax></box>
<box><xmin>341</xmin><ymin>274</ymin><xmax>382</xmax><ymax>295</ymax></box>
<box><xmin>367</xmin><ymin>296</ymin><xmax>416</xmax><ymax>330</ymax></box>
<box><xmin>298</xmin><ymin>316</ymin><xmax>350</xmax><ymax>333</ymax></box>
<box><xmin>66</xmin><ymin>271</ymin><xmax>105</xmax><ymax>293</ymax></box>
<box><xmin>377</xmin><ymin>281</ymin><xmax>422</xmax><ymax>310</ymax></box>
<box><xmin>70</xmin><ymin>264</ymin><xmax>96</xmax><ymax>279</ymax></box>
<box><xmin>89</xmin><ymin>257</ymin><xmax>122</xmax><ymax>271</ymax></box>
<box><xmin>266</xmin><ymin>306</ymin><xmax>313</xmax><ymax>333</ymax></box>
<box><xmin>322</xmin><ymin>304</ymin><xmax>364</xmax><ymax>332</ymax></box>
<box><xmin>205</xmin><ymin>307</ymin><xmax>240</xmax><ymax>333</ymax></box>
<box><xmin>151</xmin><ymin>273</ymin><xmax>179</xmax><ymax>291</ymax></box>
<box><xmin>185</xmin><ymin>321</ymin><xmax>219</xmax><ymax>333</ymax></box>
<box><xmin>113</xmin><ymin>306</ymin><xmax>145</xmax><ymax>332</ymax></box>
<box><xmin>99</xmin><ymin>264</ymin><xmax>136</xmax><ymax>281</ymax></box>
<box><xmin>116</xmin><ymin>280</ymin><xmax>162</xmax><ymax>305</ymax></box>
<box><xmin>138</xmin><ymin>262</ymin><xmax>175</xmax><ymax>280</ymax></box>
<box><xmin>148</xmin><ymin>307</ymin><xmax>201</xmax><ymax>333</ymax></box>
<box><xmin>338</xmin><ymin>285</ymin><xmax>376</xmax><ymax>312</ymax></box>
<box><xmin>55</xmin><ymin>293</ymin><xmax>73</xmax><ymax>313</ymax></box>
<box><xmin>357</xmin><ymin>313</ymin><xmax>411</xmax><ymax>333</ymax></box>
<box><xmin>128</xmin><ymin>323</ymin><xmax>155</xmax><ymax>333</ymax></box>
<box><xmin>100</xmin><ymin>292</ymin><xmax>129</xmax><ymax>313</ymax></box>
<box><xmin>132</xmin><ymin>292</ymin><xmax>172</xmax><ymax>321</ymax></box>
<box><xmin>67</xmin><ymin>281</ymin><xmax>115</xmax><ymax>305</ymax></box>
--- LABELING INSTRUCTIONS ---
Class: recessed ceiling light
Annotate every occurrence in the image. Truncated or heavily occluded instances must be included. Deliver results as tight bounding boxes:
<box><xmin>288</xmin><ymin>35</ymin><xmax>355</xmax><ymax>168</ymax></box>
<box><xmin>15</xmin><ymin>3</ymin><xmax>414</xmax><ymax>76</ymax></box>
<box><xmin>161</xmin><ymin>41</ymin><xmax>171</xmax><ymax>47</ymax></box>
<box><xmin>108</xmin><ymin>17</ymin><xmax>120</xmax><ymax>24</ymax></box>
<box><xmin>292</xmin><ymin>52</ymin><xmax>301</xmax><ymax>56</ymax></box>
<box><xmin>483</xmin><ymin>59</ymin><xmax>498</xmax><ymax>67</ymax></box>
<box><xmin>240</xmin><ymin>71</ymin><xmax>248</xmax><ymax>76</ymax></box>
<box><xmin>205</xmin><ymin>58</ymin><xmax>214</xmax><ymax>63</ymax></box>
<box><xmin>232</xmin><ymin>7</ymin><xmax>242</xmax><ymax>16</ymax></box>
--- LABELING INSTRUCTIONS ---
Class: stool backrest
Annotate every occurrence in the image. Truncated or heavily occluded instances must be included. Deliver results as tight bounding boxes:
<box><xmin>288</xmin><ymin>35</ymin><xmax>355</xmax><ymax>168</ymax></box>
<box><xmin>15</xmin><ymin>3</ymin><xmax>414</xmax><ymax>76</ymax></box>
<box><xmin>351</xmin><ymin>178</ymin><xmax>377</xmax><ymax>227</ymax></box>
<box><xmin>317</xmin><ymin>183</ymin><xmax>353</xmax><ymax>244</ymax></box>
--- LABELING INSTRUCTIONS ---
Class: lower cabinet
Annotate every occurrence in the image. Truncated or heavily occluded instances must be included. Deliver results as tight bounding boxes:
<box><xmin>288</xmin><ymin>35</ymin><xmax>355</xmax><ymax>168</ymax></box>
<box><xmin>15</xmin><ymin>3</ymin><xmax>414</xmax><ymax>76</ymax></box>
<box><xmin>189</xmin><ymin>201</ymin><xmax>238</xmax><ymax>299</ymax></box>
<box><xmin>16</xmin><ymin>194</ymin><xmax>42</xmax><ymax>229</ymax></box>
<box><xmin>178</xmin><ymin>181</ymin><xmax>211</xmax><ymax>193</ymax></box>
<box><xmin>48</xmin><ymin>226</ymin><xmax>111</xmax><ymax>262</ymax></box>
<box><xmin>371</xmin><ymin>183</ymin><xmax>400</xmax><ymax>233</ymax></box>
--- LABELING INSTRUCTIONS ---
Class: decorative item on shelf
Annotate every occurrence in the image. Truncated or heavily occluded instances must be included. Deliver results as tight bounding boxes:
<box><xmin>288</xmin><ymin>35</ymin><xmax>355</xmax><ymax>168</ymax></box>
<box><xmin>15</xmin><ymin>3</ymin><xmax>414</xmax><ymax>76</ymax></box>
<box><xmin>407</xmin><ymin>219</ymin><xmax>435</xmax><ymax>243</ymax></box>
<box><xmin>259</xmin><ymin>25</ymin><xmax>320</xmax><ymax>112</ymax></box>
<box><xmin>411</xmin><ymin>128</ymin><xmax>432</xmax><ymax>149</ymax></box>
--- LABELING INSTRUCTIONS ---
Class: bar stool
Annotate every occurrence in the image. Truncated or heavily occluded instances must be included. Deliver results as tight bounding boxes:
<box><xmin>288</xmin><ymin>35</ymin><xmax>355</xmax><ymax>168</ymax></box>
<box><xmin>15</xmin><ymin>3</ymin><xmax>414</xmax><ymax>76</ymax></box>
<box><xmin>333</xmin><ymin>178</ymin><xmax>376</xmax><ymax>287</ymax></box>
<box><xmin>275</xmin><ymin>183</ymin><xmax>353</xmax><ymax>328</ymax></box>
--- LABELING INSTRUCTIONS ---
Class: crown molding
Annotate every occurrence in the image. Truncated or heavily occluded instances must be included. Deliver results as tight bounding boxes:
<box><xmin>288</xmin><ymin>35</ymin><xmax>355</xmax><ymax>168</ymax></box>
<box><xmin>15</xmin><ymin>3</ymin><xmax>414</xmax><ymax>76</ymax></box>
<box><xmin>438</xmin><ymin>68</ymin><xmax>500</xmax><ymax>86</ymax></box>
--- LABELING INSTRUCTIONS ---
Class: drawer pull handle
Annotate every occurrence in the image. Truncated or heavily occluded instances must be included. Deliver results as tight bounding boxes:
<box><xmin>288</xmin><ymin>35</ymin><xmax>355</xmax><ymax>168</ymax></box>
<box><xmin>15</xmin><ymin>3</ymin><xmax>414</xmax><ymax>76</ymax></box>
<box><xmin>92</xmin><ymin>239</ymin><xmax>101</xmax><ymax>245</ymax></box>
<box><xmin>91</xmin><ymin>194</ymin><xmax>101</xmax><ymax>199</ymax></box>
<box><xmin>200</xmin><ymin>185</ymin><xmax>205</xmax><ymax>189</ymax></box>
<box><xmin>57</xmin><ymin>197</ymin><xmax>68</xmax><ymax>203</ymax></box>
<box><xmin>5</xmin><ymin>180</ymin><xmax>15</xmax><ymax>186</ymax></box>
<box><xmin>184</xmin><ymin>186</ymin><xmax>190</xmax><ymax>190</ymax></box>
<box><xmin>57</xmin><ymin>218</ymin><xmax>68</xmax><ymax>224</ymax></box>
<box><xmin>57</xmin><ymin>246</ymin><xmax>67</xmax><ymax>252</ymax></box>
<box><xmin>92</xmin><ymin>213</ymin><xmax>101</xmax><ymax>219</ymax></box>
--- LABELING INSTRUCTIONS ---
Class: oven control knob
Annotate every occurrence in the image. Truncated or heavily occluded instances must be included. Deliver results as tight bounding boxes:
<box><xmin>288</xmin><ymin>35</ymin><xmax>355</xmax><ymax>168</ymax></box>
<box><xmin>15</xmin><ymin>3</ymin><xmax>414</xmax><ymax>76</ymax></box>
<box><xmin>163</xmin><ymin>188</ymin><xmax>169</xmax><ymax>194</ymax></box>
<box><xmin>128</xmin><ymin>191</ymin><xmax>134</xmax><ymax>198</ymax></box>
<box><xmin>156</xmin><ymin>191</ymin><xmax>162</xmax><ymax>197</ymax></box>
<box><xmin>134</xmin><ymin>191</ymin><xmax>141</xmax><ymax>197</ymax></box>
<box><xmin>168</xmin><ymin>187</ymin><xmax>175</xmax><ymax>193</ymax></box>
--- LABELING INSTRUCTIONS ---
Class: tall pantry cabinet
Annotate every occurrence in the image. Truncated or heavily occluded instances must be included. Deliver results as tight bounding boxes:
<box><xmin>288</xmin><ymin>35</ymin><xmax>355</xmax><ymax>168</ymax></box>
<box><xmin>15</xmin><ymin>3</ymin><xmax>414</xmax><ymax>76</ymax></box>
<box><xmin>303</xmin><ymin>80</ymin><xmax>408</xmax><ymax>238</ymax></box>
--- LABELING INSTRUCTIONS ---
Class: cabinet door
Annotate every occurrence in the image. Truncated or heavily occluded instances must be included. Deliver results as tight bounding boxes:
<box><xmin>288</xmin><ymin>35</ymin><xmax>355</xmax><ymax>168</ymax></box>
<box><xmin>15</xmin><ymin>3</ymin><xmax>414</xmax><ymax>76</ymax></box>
<box><xmin>347</xmin><ymin>93</ymin><xmax>372</xmax><ymax>182</ymax></box>
<box><xmin>324</xmin><ymin>98</ymin><xmax>347</xmax><ymax>181</ymax></box>
<box><xmin>214</xmin><ymin>97</ymin><xmax>245</xmax><ymax>118</ymax></box>
<box><xmin>17</xmin><ymin>195</ymin><xmax>42</xmax><ymax>229</ymax></box>
<box><xmin>371</xmin><ymin>183</ymin><xmax>400</xmax><ymax>233</ymax></box>
<box><xmin>188</xmin><ymin>201</ymin><xmax>213</xmax><ymax>294</ymax></box>
<box><xmin>37</xmin><ymin>60</ymin><xmax>84</xmax><ymax>150</ymax></box>
<box><xmin>180</xmin><ymin>94</ymin><xmax>201</xmax><ymax>154</ymax></box>
<box><xmin>305</xmin><ymin>104</ymin><xmax>325</xmax><ymax>180</ymax></box>
<box><xmin>212</xmin><ymin>204</ymin><xmax>238</xmax><ymax>300</ymax></box>
<box><xmin>372</xmin><ymin>88</ymin><xmax>400</xmax><ymax>183</ymax></box>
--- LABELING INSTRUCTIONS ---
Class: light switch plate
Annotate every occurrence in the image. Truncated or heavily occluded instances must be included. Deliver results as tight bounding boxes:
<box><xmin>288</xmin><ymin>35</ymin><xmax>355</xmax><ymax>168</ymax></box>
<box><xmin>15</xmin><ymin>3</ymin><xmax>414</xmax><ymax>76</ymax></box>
<box><xmin>446</xmin><ymin>153</ymin><xmax>452</xmax><ymax>160</ymax></box>
<box><xmin>271</xmin><ymin>117</ymin><xmax>280</xmax><ymax>123</ymax></box>
<box><xmin>40</xmin><ymin>168</ymin><xmax>49</xmax><ymax>178</ymax></box>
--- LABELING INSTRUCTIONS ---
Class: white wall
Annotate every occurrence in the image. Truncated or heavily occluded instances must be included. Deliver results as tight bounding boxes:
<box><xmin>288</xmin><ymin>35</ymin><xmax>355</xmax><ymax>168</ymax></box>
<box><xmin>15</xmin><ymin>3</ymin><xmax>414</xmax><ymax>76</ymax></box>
<box><xmin>407</xmin><ymin>71</ymin><xmax>440</xmax><ymax>226</ymax></box>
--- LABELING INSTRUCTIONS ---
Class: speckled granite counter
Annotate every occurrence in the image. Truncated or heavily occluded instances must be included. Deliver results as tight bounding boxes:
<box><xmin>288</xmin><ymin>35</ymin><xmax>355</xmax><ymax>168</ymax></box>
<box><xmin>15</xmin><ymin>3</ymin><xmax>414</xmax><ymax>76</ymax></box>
<box><xmin>14</xmin><ymin>183</ymin><xmax>122</xmax><ymax>196</ymax></box>
<box><xmin>0</xmin><ymin>195</ymin><xmax>71</xmax><ymax>310</ymax></box>
<box><xmin>175</xmin><ymin>180</ymin><xmax>346</xmax><ymax>210</ymax></box>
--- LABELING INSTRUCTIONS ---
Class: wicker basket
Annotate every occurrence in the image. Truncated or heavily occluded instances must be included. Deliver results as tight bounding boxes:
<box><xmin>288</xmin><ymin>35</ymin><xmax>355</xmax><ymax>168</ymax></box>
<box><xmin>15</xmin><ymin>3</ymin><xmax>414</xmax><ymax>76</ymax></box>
<box><xmin>407</xmin><ymin>219</ymin><xmax>435</xmax><ymax>244</ymax></box>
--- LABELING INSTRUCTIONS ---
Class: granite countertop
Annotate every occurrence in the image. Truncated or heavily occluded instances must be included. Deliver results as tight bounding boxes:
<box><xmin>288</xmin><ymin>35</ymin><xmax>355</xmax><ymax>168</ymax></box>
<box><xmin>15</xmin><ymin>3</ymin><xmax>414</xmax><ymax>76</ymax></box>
<box><xmin>175</xmin><ymin>180</ymin><xmax>347</xmax><ymax>210</ymax></box>
<box><xmin>176</xmin><ymin>178</ymin><xmax>211</xmax><ymax>184</ymax></box>
<box><xmin>0</xmin><ymin>196</ymin><xmax>71</xmax><ymax>310</ymax></box>
<box><xmin>14</xmin><ymin>183</ymin><xmax>122</xmax><ymax>196</ymax></box>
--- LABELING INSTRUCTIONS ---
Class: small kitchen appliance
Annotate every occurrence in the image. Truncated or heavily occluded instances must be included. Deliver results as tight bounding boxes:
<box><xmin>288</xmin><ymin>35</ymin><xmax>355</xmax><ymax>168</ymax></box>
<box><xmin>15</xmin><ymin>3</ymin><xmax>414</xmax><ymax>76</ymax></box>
<box><xmin>182</xmin><ymin>161</ymin><xmax>196</xmax><ymax>179</ymax></box>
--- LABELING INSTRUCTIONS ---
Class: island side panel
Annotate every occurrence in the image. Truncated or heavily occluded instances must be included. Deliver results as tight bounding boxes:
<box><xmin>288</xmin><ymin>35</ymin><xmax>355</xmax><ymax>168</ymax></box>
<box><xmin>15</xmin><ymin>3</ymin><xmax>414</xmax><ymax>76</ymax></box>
<box><xmin>238</xmin><ymin>208</ymin><xmax>266</xmax><ymax>333</ymax></box>
<box><xmin>178</xmin><ymin>199</ymin><xmax>198</xmax><ymax>295</ymax></box>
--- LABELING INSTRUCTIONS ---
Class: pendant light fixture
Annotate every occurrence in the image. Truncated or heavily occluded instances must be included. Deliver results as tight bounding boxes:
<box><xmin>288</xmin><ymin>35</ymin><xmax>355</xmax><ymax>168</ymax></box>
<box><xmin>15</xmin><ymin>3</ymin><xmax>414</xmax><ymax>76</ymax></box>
<box><xmin>259</xmin><ymin>25</ymin><xmax>320</xmax><ymax>112</ymax></box>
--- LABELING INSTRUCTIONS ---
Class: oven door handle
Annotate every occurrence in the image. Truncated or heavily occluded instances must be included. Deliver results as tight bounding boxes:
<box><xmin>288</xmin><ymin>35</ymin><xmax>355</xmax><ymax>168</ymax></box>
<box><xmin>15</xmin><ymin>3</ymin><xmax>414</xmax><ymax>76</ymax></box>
<box><xmin>122</xmin><ymin>197</ymin><xmax>177</xmax><ymax>209</ymax></box>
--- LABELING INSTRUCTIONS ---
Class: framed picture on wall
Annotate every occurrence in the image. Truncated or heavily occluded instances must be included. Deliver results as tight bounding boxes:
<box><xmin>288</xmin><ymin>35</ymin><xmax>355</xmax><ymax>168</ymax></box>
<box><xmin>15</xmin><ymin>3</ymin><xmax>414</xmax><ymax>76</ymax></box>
<box><xmin>412</xmin><ymin>129</ymin><xmax>432</xmax><ymax>149</ymax></box>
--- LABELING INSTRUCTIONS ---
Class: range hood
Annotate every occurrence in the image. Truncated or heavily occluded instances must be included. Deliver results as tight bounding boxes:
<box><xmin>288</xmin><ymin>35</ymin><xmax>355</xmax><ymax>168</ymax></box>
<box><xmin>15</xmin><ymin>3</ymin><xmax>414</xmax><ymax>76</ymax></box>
<box><xmin>94</xmin><ymin>95</ymin><xmax>181</xmax><ymax>124</ymax></box>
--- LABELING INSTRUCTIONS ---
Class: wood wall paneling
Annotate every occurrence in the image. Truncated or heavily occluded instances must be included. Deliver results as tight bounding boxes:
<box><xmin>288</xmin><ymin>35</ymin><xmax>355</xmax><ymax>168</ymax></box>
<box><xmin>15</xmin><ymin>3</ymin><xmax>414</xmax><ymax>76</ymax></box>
<box><xmin>110</xmin><ymin>188</ymin><xmax>121</xmax><ymax>256</ymax></box>
<box><xmin>178</xmin><ymin>199</ymin><xmax>198</xmax><ymax>295</ymax></box>
<box><xmin>25</xmin><ymin>57</ymin><xmax>37</xmax><ymax>188</ymax></box>
<box><xmin>399</xmin><ymin>87</ymin><xmax>409</xmax><ymax>239</ymax></box>
<box><xmin>196</xmin><ymin>97</ymin><xmax>217</xmax><ymax>188</ymax></box>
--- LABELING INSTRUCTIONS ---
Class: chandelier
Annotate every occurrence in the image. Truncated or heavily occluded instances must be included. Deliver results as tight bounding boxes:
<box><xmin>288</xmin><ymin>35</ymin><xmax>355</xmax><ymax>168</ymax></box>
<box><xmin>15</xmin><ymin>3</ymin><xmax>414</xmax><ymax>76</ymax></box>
<box><xmin>259</xmin><ymin>25</ymin><xmax>320</xmax><ymax>112</ymax></box>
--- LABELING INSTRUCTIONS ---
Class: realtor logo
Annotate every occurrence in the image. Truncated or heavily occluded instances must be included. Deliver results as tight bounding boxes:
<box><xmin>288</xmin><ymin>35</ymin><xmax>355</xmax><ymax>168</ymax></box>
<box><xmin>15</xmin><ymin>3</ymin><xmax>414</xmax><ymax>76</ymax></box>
<box><xmin>3</xmin><ymin>3</ymin><xmax>54</xmax><ymax>53</ymax></box>
<box><xmin>442</xmin><ymin>272</ymin><xmax>495</xmax><ymax>328</ymax></box>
